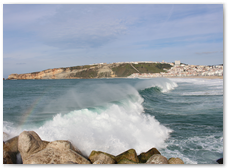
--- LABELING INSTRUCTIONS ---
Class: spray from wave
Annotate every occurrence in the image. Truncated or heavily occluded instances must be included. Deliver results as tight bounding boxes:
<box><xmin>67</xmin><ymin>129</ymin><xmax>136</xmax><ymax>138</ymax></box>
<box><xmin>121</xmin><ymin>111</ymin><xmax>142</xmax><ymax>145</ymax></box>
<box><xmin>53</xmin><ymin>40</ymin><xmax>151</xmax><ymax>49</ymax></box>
<box><xmin>3</xmin><ymin>78</ymin><xmax>176</xmax><ymax>157</ymax></box>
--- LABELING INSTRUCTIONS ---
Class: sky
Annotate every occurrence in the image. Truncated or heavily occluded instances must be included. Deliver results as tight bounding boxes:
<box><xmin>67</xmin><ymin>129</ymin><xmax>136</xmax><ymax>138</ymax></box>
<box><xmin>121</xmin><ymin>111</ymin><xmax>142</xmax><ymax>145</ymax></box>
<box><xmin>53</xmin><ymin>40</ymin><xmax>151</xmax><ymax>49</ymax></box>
<box><xmin>3</xmin><ymin>3</ymin><xmax>224</xmax><ymax>78</ymax></box>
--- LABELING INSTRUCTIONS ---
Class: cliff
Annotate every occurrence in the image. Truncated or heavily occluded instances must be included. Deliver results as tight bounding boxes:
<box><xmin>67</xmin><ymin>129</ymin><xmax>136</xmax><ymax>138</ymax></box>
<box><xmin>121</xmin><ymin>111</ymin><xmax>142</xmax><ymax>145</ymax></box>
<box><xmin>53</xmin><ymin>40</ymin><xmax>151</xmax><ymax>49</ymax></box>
<box><xmin>7</xmin><ymin>62</ymin><xmax>172</xmax><ymax>80</ymax></box>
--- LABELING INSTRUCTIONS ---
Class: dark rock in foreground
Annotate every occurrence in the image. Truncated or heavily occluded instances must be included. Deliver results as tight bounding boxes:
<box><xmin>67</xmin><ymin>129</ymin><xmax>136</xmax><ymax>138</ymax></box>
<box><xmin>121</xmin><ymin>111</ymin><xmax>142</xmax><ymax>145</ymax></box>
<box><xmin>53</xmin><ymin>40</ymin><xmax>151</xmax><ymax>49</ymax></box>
<box><xmin>115</xmin><ymin>148</ymin><xmax>139</xmax><ymax>163</ymax></box>
<box><xmin>138</xmin><ymin>147</ymin><xmax>161</xmax><ymax>163</ymax></box>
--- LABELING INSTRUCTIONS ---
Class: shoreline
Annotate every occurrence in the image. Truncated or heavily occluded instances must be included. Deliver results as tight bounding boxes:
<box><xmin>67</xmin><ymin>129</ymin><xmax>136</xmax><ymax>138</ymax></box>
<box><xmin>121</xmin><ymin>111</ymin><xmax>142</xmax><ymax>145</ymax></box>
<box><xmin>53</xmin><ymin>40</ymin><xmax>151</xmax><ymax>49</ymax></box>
<box><xmin>4</xmin><ymin>76</ymin><xmax>223</xmax><ymax>80</ymax></box>
<box><xmin>166</xmin><ymin>76</ymin><xmax>223</xmax><ymax>79</ymax></box>
<box><xmin>128</xmin><ymin>76</ymin><xmax>223</xmax><ymax>80</ymax></box>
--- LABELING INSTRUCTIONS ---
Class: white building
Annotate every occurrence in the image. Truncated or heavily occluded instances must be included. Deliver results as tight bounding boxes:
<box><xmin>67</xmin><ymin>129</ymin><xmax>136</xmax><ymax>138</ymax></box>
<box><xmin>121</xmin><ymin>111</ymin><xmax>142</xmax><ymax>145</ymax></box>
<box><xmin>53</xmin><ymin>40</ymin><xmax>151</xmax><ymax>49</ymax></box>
<box><xmin>175</xmin><ymin>60</ymin><xmax>181</xmax><ymax>65</ymax></box>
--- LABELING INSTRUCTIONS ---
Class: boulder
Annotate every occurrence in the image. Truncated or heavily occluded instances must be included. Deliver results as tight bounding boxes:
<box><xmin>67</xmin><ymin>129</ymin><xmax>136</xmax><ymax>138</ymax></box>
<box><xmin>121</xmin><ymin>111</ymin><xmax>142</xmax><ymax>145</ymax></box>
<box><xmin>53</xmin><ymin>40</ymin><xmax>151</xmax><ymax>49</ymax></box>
<box><xmin>43</xmin><ymin>139</ymin><xmax>82</xmax><ymax>155</ymax></box>
<box><xmin>146</xmin><ymin>154</ymin><xmax>168</xmax><ymax>164</ymax></box>
<box><xmin>92</xmin><ymin>153</ymin><xmax>116</xmax><ymax>164</ymax></box>
<box><xmin>62</xmin><ymin>161</ymin><xmax>78</xmax><ymax>164</ymax></box>
<box><xmin>117</xmin><ymin>158</ymin><xmax>138</xmax><ymax>164</ymax></box>
<box><xmin>89</xmin><ymin>150</ymin><xmax>116</xmax><ymax>163</ymax></box>
<box><xmin>3</xmin><ymin>136</ymin><xmax>19</xmax><ymax>153</ymax></box>
<box><xmin>115</xmin><ymin>149</ymin><xmax>139</xmax><ymax>163</ymax></box>
<box><xmin>138</xmin><ymin>147</ymin><xmax>161</xmax><ymax>163</ymax></box>
<box><xmin>23</xmin><ymin>140</ymin><xmax>91</xmax><ymax>164</ymax></box>
<box><xmin>168</xmin><ymin>157</ymin><xmax>184</xmax><ymax>164</ymax></box>
<box><xmin>18</xmin><ymin>131</ymin><xmax>48</xmax><ymax>162</ymax></box>
<box><xmin>3</xmin><ymin>136</ymin><xmax>19</xmax><ymax>164</ymax></box>
<box><xmin>3</xmin><ymin>151</ymin><xmax>14</xmax><ymax>164</ymax></box>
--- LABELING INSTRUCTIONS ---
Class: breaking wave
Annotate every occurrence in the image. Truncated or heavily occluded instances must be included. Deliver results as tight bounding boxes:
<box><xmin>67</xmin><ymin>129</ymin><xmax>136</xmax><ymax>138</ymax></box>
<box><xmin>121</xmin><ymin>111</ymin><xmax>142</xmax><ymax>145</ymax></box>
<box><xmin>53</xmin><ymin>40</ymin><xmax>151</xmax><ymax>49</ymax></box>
<box><xmin>3</xmin><ymin>78</ymin><xmax>177</xmax><ymax>157</ymax></box>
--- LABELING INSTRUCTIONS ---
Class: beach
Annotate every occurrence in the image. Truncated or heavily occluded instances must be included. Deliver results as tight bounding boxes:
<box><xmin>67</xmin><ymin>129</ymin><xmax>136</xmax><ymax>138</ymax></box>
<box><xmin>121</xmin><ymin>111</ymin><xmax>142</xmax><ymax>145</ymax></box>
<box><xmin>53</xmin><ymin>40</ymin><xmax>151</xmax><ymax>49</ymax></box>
<box><xmin>167</xmin><ymin>76</ymin><xmax>223</xmax><ymax>79</ymax></box>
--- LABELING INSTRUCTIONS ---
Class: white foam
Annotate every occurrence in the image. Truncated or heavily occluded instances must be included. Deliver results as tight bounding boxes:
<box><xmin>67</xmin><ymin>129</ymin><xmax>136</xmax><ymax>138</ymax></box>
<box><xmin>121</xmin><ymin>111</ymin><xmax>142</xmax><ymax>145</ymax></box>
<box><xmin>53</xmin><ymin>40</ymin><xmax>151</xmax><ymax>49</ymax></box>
<box><xmin>3</xmin><ymin>121</ymin><xmax>22</xmax><ymax>141</ymax></box>
<box><xmin>33</xmin><ymin>94</ymin><xmax>172</xmax><ymax>157</ymax></box>
<box><xmin>162</xmin><ymin>134</ymin><xmax>223</xmax><ymax>164</ymax></box>
<box><xmin>3</xmin><ymin>80</ymin><xmax>174</xmax><ymax>156</ymax></box>
<box><xmin>169</xmin><ymin>78</ymin><xmax>223</xmax><ymax>87</ymax></box>
<box><xmin>169</xmin><ymin>78</ymin><xmax>223</xmax><ymax>96</ymax></box>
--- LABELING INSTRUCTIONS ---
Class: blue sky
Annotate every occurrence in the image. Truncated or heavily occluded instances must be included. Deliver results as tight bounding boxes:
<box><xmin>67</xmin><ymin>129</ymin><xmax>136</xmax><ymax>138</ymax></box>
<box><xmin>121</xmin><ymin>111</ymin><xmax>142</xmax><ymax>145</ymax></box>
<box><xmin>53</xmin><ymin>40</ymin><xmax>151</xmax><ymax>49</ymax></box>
<box><xmin>3</xmin><ymin>4</ymin><xmax>223</xmax><ymax>78</ymax></box>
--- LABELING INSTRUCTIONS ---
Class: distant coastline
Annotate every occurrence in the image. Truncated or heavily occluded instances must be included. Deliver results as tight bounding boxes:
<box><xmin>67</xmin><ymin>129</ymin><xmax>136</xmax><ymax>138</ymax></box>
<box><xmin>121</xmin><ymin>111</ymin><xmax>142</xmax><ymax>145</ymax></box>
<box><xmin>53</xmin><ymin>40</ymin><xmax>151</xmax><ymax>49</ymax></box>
<box><xmin>6</xmin><ymin>61</ymin><xmax>223</xmax><ymax>80</ymax></box>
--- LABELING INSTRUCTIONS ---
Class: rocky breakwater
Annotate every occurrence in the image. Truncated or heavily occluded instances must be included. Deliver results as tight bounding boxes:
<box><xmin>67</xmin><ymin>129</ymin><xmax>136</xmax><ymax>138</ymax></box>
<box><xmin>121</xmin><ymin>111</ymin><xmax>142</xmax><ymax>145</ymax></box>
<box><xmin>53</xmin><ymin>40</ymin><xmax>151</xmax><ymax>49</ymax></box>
<box><xmin>3</xmin><ymin>131</ymin><xmax>186</xmax><ymax>164</ymax></box>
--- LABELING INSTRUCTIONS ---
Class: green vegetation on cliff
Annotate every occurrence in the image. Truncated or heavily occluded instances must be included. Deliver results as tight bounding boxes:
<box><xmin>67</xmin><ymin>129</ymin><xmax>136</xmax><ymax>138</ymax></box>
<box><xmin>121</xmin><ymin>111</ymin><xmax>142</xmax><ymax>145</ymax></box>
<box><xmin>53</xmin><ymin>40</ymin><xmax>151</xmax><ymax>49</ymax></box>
<box><xmin>112</xmin><ymin>63</ymin><xmax>172</xmax><ymax>77</ymax></box>
<box><xmin>7</xmin><ymin>62</ymin><xmax>173</xmax><ymax>79</ymax></box>
<box><xmin>67</xmin><ymin>62</ymin><xmax>172</xmax><ymax>78</ymax></box>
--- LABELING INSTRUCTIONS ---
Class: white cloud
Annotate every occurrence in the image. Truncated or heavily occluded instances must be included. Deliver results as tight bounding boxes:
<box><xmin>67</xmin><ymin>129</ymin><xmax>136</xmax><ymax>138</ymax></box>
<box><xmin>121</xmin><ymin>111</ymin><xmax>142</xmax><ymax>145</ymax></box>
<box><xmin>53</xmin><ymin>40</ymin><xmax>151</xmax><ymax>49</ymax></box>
<box><xmin>3</xmin><ymin>4</ymin><xmax>224</xmax><ymax>77</ymax></box>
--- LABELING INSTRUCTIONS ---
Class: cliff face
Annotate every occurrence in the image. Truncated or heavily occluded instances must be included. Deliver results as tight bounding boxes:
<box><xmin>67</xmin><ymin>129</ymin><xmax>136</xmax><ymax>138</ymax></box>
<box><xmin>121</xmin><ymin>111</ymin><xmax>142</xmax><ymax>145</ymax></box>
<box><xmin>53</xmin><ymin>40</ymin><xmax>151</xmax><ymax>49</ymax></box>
<box><xmin>7</xmin><ymin>63</ymin><xmax>172</xmax><ymax>80</ymax></box>
<box><xmin>8</xmin><ymin>68</ymin><xmax>65</xmax><ymax>80</ymax></box>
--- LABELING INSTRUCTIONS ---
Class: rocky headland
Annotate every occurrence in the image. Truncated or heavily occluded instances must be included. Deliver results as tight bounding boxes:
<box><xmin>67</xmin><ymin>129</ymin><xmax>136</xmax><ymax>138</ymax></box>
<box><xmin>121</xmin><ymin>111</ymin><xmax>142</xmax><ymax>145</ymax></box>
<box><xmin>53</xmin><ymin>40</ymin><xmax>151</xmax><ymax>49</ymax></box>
<box><xmin>3</xmin><ymin>131</ymin><xmax>185</xmax><ymax>164</ymax></box>
<box><xmin>6</xmin><ymin>61</ymin><xmax>223</xmax><ymax>80</ymax></box>
<box><xmin>6</xmin><ymin>62</ymin><xmax>172</xmax><ymax>80</ymax></box>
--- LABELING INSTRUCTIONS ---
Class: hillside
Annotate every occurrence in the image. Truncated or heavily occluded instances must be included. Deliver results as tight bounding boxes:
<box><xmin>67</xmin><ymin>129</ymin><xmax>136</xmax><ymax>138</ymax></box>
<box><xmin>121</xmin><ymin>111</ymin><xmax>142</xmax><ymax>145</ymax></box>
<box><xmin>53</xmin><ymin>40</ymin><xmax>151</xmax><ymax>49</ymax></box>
<box><xmin>7</xmin><ymin>62</ymin><xmax>172</xmax><ymax>80</ymax></box>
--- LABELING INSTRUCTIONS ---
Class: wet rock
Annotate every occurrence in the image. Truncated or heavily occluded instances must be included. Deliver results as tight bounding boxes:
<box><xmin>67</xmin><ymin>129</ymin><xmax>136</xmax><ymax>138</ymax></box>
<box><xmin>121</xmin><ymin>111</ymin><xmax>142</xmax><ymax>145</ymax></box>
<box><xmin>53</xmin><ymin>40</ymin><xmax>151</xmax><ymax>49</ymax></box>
<box><xmin>115</xmin><ymin>149</ymin><xmax>139</xmax><ymax>163</ymax></box>
<box><xmin>89</xmin><ymin>150</ymin><xmax>115</xmax><ymax>163</ymax></box>
<box><xmin>216</xmin><ymin>158</ymin><xmax>223</xmax><ymax>164</ymax></box>
<box><xmin>117</xmin><ymin>158</ymin><xmax>138</xmax><ymax>164</ymax></box>
<box><xmin>23</xmin><ymin>140</ymin><xmax>91</xmax><ymax>164</ymax></box>
<box><xmin>18</xmin><ymin>131</ymin><xmax>48</xmax><ymax>162</ymax></box>
<box><xmin>138</xmin><ymin>147</ymin><xmax>161</xmax><ymax>163</ymax></box>
<box><xmin>146</xmin><ymin>154</ymin><xmax>168</xmax><ymax>164</ymax></box>
<box><xmin>168</xmin><ymin>157</ymin><xmax>184</xmax><ymax>164</ymax></box>
<box><xmin>92</xmin><ymin>153</ymin><xmax>116</xmax><ymax>164</ymax></box>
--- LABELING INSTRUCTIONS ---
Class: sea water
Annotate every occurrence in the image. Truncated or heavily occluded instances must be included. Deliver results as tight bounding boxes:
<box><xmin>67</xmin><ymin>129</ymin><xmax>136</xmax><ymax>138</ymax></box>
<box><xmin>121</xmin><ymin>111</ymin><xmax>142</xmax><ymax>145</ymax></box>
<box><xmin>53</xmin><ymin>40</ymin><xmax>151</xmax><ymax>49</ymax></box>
<box><xmin>3</xmin><ymin>78</ymin><xmax>223</xmax><ymax>164</ymax></box>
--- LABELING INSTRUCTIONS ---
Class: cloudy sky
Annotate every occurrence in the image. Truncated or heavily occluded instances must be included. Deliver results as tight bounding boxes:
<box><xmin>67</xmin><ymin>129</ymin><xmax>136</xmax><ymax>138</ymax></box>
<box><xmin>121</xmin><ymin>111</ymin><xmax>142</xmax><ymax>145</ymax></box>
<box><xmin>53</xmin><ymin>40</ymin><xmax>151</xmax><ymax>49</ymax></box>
<box><xmin>3</xmin><ymin>4</ymin><xmax>223</xmax><ymax>78</ymax></box>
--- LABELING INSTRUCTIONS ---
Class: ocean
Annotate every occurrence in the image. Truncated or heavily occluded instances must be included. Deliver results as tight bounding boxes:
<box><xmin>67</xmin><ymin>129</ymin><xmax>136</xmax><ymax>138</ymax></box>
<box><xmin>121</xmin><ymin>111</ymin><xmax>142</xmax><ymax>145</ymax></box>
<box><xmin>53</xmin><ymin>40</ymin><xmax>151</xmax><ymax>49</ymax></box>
<box><xmin>3</xmin><ymin>78</ymin><xmax>223</xmax><ymax>164</ymax></box>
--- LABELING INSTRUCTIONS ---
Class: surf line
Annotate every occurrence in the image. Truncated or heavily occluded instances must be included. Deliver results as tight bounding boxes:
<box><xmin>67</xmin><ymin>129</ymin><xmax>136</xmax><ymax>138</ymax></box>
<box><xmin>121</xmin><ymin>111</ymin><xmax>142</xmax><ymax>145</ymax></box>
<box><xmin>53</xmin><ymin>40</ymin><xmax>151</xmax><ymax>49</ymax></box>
<box><xmin>18</xmin><ymin>86</ymin><xmax>53</xmax><ymax>129</ymax></box>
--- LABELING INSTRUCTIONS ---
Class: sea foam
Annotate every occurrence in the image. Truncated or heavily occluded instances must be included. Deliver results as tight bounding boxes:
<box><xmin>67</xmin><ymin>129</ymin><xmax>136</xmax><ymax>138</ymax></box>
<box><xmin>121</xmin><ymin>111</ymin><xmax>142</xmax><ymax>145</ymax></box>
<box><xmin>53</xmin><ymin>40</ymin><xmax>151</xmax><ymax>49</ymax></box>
<box><xmin>34</xmin><ymin>85</ymin><xmax>172</xmax><ymax>156</ymax></box>
<box><xmin>3</xmin><ymin>78</ymin><xmax>176</xmax><ymax>157</ymax></box>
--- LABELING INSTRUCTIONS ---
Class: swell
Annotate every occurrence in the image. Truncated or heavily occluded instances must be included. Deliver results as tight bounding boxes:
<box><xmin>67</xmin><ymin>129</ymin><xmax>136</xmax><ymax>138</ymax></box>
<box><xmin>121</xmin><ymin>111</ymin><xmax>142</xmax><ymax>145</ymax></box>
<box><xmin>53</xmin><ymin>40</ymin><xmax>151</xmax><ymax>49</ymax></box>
<box><xmin>3</xmin><ymin>78</ymin><xmax>177</xmax><ymax>157</ymax></box>
<box><xmin>3</xmin><ymin>78</ymin><xmax>179</xmax><ymax>156</ymax></box>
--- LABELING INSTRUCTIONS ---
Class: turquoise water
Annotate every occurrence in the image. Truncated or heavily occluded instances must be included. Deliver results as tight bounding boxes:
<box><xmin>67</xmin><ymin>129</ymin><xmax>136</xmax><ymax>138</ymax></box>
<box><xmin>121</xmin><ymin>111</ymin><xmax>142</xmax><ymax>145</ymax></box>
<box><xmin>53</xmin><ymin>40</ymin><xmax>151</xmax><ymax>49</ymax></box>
<box><xmin>3</xmin><ymin>78</ymin><xmax>223</xmax><ymax>164</ymax></box>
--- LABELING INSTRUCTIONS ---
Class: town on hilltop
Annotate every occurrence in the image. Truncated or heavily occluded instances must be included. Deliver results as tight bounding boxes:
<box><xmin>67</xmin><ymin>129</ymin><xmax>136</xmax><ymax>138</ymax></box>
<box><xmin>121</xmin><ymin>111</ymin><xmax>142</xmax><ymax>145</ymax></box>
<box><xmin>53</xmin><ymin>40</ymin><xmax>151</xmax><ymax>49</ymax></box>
<box><xmin>127</xmin><ymin>60</ymin><xmax>223</xmax><ymax>78</ymax></box>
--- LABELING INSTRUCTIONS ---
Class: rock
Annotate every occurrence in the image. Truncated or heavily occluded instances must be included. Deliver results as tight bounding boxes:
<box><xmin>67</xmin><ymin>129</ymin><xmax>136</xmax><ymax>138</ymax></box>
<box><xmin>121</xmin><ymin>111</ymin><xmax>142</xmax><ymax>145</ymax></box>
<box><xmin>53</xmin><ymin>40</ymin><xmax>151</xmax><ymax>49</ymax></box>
<box><xmin>23</xmin><ymin>140</ymin><xmax>91</xmax><ymax>164</ymax></box>
<box><xmin>3</xmin><ymin>151</ymin><xmax>14</xmax><ymax>164</ymax></box>
<box><xmin>115</xmin><ymin>149</ymin><xmax>139</xmax><ymax>163</ymax></box>
<box><xmin>18</xmin><ymin>131</ymin><xmax>49</xmax><ymax>162</ymax></box>
<box><xmin>3</xmin><ymin>136</ymin><xmax>19</xmax><ymax>153</ymax></box>
<box><xmin>92</xmin><ymin>153</ymin><xmax>116</xmax><ymax>164</ymax></box>
<box><xmin>146</xmin><ymin>154</ymin><xmax>168</xmax><ymax>164</ymax></box>
<box><xmin>62</xmin><ymin>161</ymin><xmax>78</xmax><ymax>164</ymax></box>
<box><xmin>138</xmin><ymin>147</ymin><xmax>161</xmax><ymax>163</ymax></box>
<box><xmin>168</xmin><ymin>157</ymin><xmax>184</xmax><ymax>164</ymax></box>
<box><xmin>3</xmin><ymin>136</ymin><xmax>19</xmax><ymax>164</ymax></box>
<box><xmin>89</xmin><ymin>150</ymin><xmax>116</xmax><ymax>163</ymax></box>
<box><xmin>45</xmin><ymin>140</ymin><xmax>84</xmax><ymax>157</ymax></box>
<box><xmin>117</xmin><ymin>158</ymin><xmax>138</xmax><ymax>164</ymax></box>
<box><xmin>216</xmin><ymin>158</ymin><xmax>223</xmax><ymax>164</ymax></box>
